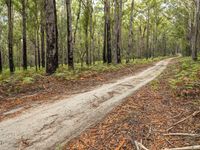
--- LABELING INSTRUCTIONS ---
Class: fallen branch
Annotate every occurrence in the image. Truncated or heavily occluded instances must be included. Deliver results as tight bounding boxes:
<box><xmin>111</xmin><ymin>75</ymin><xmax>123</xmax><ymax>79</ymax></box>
<box><xmin>135</xmin><ymin>141</ymin><xmax>149</xmax><ymax>150</ymax></box>
<box><xmin>167</xmin><ymin>111</ymin><xmax>200</xmax><ymax>131</ymax></box>
<box><xmin>134</xmin><ymin>141</ymin><xmax>140</xmax><ymax>150</ymax></box>
<box><xmin>164</xmin><ymin>133</ymin><xmax>200</xmax><ymax>138</ymax></box>
<box><xmin>164</xmin><ymin>145</ymin><xmax>200</xmax><ymax>150</ymax></box>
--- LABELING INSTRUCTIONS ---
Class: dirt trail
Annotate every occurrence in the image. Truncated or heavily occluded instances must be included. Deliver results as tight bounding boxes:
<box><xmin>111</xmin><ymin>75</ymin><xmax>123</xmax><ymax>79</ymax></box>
<box><xmin>0</xmin><ymin>58</ymin><xmax>172</xmax><ymax>150</ymax></box>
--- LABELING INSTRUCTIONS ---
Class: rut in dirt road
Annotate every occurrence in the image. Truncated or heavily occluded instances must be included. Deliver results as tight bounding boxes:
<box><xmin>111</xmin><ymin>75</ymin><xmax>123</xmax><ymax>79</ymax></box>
<box><xmin>0</xmin><ymin>58</ymin><xmax>172</xmax><ymax>150</ymax></box>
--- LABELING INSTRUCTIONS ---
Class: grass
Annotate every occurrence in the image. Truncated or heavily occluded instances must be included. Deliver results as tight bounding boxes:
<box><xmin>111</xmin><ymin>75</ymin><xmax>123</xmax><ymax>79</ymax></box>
<box><xmin>0</xmin><ymin>57</ymin><xmax>167</xmax><ymax>86</ymax></box>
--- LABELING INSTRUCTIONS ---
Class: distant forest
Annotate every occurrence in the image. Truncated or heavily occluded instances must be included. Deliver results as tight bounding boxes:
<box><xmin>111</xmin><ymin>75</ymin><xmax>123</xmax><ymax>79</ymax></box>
<box><xmin>0</xmin><ymin>0</ymin><xmax>199</xmax><ymax>74</ymax></box>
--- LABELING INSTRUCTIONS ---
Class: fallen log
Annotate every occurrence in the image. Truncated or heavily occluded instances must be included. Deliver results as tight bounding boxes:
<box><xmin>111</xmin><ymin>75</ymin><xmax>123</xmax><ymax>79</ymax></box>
<box><xmin>164</xmin><ymin>133</ymin><xmax>200</xmax><ymax>138</ymax></box>
<box><xmin>167</xmin><ymin>111</ymin><xmax>200</xmax><ymax>131</ymax></box>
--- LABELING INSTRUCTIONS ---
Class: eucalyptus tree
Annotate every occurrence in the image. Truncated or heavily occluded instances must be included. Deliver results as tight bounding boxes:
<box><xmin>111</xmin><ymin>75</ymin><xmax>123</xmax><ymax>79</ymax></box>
<box><xmin>114</xmin><ymin>0</ymin><xmax>122</xmax><ymax>64</ymax></box>
<box><xmin>66</xmin><ymin>0</ymin><xmax>74</xmax><ymax>69</ymax></box>
<box><xmin>45</xmin><ymin>0</ymin><xmax>58</xmax><ymax>74</ymax></box>
<box><xmin>40</xmin><ymin>1</ymin><xmax>45</xmax><ymax>68</ymax></box>
<box><xmin>105</xmin><ymin>0</ymin><xmax>112</xmax><ymax>64</ymax></box>
<box><xmin>126</xmin><ymin>0</ymin><xmax>134</xmax><ymax>63</ymax></box>
<box><xmin>7</xmin><ymin>0</ymin><xmax>15</xmax><ymax>73</ymax></box>
<box><xmin>192</xmin><ymin>0</ymin><xmax>200</xmax><ymax>61</ymax></box>
<box><xmin>0</xmin><ymin>23</ymin><xmax>2</xmax><ymax>73</ymax></box>
<box><xmin>21</xmin><ymin>0</ymin><xmax>27</xmax><ymax>70</ymax></box>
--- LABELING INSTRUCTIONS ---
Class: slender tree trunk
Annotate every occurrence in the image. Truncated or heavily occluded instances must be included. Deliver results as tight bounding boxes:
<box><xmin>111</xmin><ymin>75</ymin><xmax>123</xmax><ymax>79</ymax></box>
<box><xmin>127</xmin><ymin>0</ymin><xmax>134</xmax><ymax>63</ymax></box>
<box><xmin>103</xmin><ymin>3</ymin><xmax>107</xmax><ymax>63</ymax></box>
<box><xmin>40</xmin><ymin>2</ymin><xmax>45</xmax><ymax>68</ymax></box>
<box><xmin>89</xmin><ymin>2</ymin><xmax>93</xmax><ymax>65</ymax></box>
<box><xmin>114</xmin><ymin>0</ymin><xmax>118</xmax><ymax>63</ymax></box>
<box><xmin>0</xmin><ymin>25</ymin><xmax>2</xmax><ymax>73</ymax></box>
<box><xmin>153</xmin><ymin>3</ymin><xmax>158</xmax><ymax>58</ymax></box>
<box><xmin>163</xmin><ymin>33</ymin><xmax>167</xmax><ymax>56</ymax></box>
<box><xmin>85</xmin><ymin>0</ymin><xmax>90</xmax><ymax>66</ymax></box>
<box><xmin>106</xmin><ymin>0</ymin><xmax>112</xmax><ymax>64</ymax></box>
<box><xmin>114</xmin><ymin>0</ymin><xmax>122</xmax><ymax>64</ymax></box>
<box><xmin>192</xmin><ymin>0</ymin><xmax>200</xmax><ymax>61</ymax></box>
<box><xmin>41</xmin><ymin>25</ymin><xmax>45</xmax><ymax>68</ymax></box>
<box><xmin>92</xmin><ymin>26</ymin><xmax>95</xmax><ymax>64</ymax></box>
<box><xmin>66</xmin><ymin>0</ymin><xmax>74</xmax><ymax>69</ymax></box>
<box><xmin>118</xmin><ymin>0</ymin><xmax>122</xmax><ymax>63</ymax></box>
<box><xmin>0</xmin><ymin>49</ymin><xmax>2</xmax><ymax>73</ymax></box>
<box><xmin>37</xmin><ymin>30</ymin><xmax>41</xmax><ymax>69</ymax></box>
<box><xmin>34</xmin><ymin>35</ymin><xmax>38</xmax><ymax>71</ymax></box>
<box><xmin>7</xmin><ymin>0</ymin><xmax>14</xmax><ymax>73</ymax></box>
<box><xmin>45</xmin><ymin>0</ymin><xmax>59</xmax><ymax>74</ymax></box>
<box><xmin>22</xmin><ymin>0</ymin><xmax>27</xmax><ymax>70</ymax></box>
<box><xmin>98</xmin><ymin>33</ymin><xmax>101</xmax><ymax>61</ymax></box>
<box><xmin>73</xmin><ymin>0</ymin><xmax>81</xmax><ymax>45</ymax></box>
<box><xmin>54</xmin><ymin>0</ymin><xmax>58</xmax><ymax>69</ymax></box>
<box><xmin>146</xmin><ymin>8</ymin><xmax>150</xmax><ymax>59</ymax></box>
<box><xmin>85</xmin><ymin>24</ymin><xmax>89</xmax><ymax>65</ymax></box>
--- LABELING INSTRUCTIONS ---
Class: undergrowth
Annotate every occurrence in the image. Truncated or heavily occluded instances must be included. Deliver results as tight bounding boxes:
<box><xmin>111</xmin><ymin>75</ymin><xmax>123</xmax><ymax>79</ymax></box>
<box><xmin>0</xmin><ymin>57</ymin><xmax>166</xmax><ymax>85</ymax></box>
<box><xmin>169</xmin><ymin>57</ymin><xmax>200</xmax><ymax>99</ymax></box>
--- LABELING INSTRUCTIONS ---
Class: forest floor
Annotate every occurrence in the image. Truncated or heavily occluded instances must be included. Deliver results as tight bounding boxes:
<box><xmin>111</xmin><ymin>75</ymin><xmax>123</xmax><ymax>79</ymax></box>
<box><xmin>0</xmin><ymin>59</ymin><xmax>162</xmax><ymax>121</ymax></box>
<box><xmin>0</xmin><ymin>58</ymin><xmax>172</xmax><ymax>150</ymax></box>
<box><xmin>65</xmin><ymin>57</ymin><xmax>200</xmax><ymax>150</ymax></box>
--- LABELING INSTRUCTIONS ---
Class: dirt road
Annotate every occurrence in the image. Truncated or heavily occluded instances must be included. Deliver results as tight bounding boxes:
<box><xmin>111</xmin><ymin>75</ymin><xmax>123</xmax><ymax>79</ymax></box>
<box><xmin>0</xmin><ymin>58</ymin><xmax>172</xmax><ymax>150</ymax></box>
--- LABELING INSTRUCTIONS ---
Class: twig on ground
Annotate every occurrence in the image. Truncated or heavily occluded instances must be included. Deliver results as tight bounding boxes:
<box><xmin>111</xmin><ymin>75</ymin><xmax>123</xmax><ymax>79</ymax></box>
<box><xmin>134</xmin><ymin>141</ymin><xmax>140</xmax><ymax>150</ymax></box>
<box><xmin>147</xmin><ymin>125</ymin><xmax>152</xmax><ymax>138</ymax></box>
<box><xmin>164</xmin><ymin>138</ymin><xmax>174</xmax><ymax>147</ymax></box>
<box><xmin>171</xmin><ymin>112</ymin><xmax>183</xmax><ymax>119</ymax></box>
<box><xmin>167</xmin><ymin>111</ymin><xmax>200</xmax><ymax>131</ymax></box>
<box><xmin>115</xmin><ymin>138</ymin><xmax>125</xmax><ymax>150</ymax></box>
<box><xmin>163</xmin><ymin>145</ymin><xmax>200</xmax><ymax>150</ymax></box>
<box><xmin>164</xmin><ymin>133</ymin><xmax>200</xmax><ymax>138</ymax></box>
<box><xmin>135</xmin><ymin>141</ymin><xmax>149</xmax><ymax>150</ymax></box>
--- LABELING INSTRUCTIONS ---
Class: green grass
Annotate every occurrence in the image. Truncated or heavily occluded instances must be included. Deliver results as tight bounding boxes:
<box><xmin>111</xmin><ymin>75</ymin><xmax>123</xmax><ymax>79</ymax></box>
<box><xmin>0</xmin><ymin>57</ymin><xmax>167</xmax><ymax>85</ymax></box>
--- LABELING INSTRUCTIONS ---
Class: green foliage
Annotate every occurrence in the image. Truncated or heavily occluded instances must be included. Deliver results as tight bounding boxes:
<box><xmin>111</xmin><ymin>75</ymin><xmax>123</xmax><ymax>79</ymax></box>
<box><xmin>22</xmin><ymin>77</ymin><xmax>35</xmax><ymax>84</ymax></box>
<box><xmin>55</xmin><ymin>57</ymin><xmax>166</xmax><ymax>80</ymax></box>
<box><xmin>169</xmin><ymin>57</ymin><xmax>200</xmax><ymax>90</ymax></box>
<box><xmin>0</xmin><ymin>67</ymin><xmax>45</xmax><ymax>85</ymax></box>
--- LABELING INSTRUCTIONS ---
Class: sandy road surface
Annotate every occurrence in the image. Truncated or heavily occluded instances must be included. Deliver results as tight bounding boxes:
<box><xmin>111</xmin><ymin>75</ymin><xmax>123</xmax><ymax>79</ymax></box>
<box><xmin>0</xmin><ymin>58</ymin><xmax>172</xmax><ymax>150</ymax></box>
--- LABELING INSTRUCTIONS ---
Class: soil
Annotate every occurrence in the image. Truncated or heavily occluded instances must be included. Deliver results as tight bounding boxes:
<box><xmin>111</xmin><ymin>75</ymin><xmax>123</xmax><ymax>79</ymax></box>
<box><xmin>0</xmin><ymin>62</ymin><xmax>155</xmax><ymax>121</ymax></box>
<box><xmin>65</xmin><ymin>59</ymin><xmax>200</xmax><ymax>150</ymax></box>
<box><xmin>0</xmin><ymin>59</ymin><xmax>172</xmax><ymax>150</ymax></box>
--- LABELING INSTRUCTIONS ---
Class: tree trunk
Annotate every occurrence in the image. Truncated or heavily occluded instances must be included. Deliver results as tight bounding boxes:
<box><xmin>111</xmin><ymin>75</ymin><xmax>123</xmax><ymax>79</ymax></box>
<box><xmin>0</xmin><ymin>24</ymin><xmax>2</xmax><ymax>73</ymax></box>
<box><xmin>66</xmin><ymin>0</ymin><xmax>74</xmax><ymax>69</ymax></box>
<box><xmin>114</xmin><ymin>0</ymin><xmax>118</xmax><ymax>64</ymax></box>
<box><xmin>118</xmin><ymin>0</ymin><xmax>122</xmax><ymax>63</ymax></box>
<box><xmin>114</xmin><ymin>0</ymin><xmax>122</xmax><ymax>64</ymax></box>
<box><xmin>84</xmin><ymin>0</ymin><xmax>90</xmax><ymax>66</ymax></box>
<box><xmin>0</xmin><ymin>49</ymin><xmax>2</xmax><ymax>73</ymax></box>
<box><xmin>7</xmin><ymin>0</ymin><xmax>15</xmax><ymax>73</ymax></box>
<box><xmin>146</xmin><ymin>8</ymin><xmax>150</xmax><ymax>59</ymax></box>
<box><xmin>103</xmin><ymin>3</ymin><xmax>107</xmax><ymax>63</ymax></box>
<box><xmin>34</xmin><ymin>37</ymin><xmax>38</xmax><ymax>71</ymax></box>
<box><xmin>192</xmin><ymin>0</ymin><xmax>200</xmax><ymax>61</ymax></box>
<box><xmin>106</xmin><ymin>0</ymin><xmax>112</xmax><ymax>64</ymax></box>
<box><xmin>22</xmin><ymin>0</ymin><xmax>27</xmax><ymax>70</ymax></box>
<box><xmin>127</xmin><ymin>0</ymin><xmax>134</xmax><ymax>63</ymax></box>
<box><xmin>45</xmin><ymin>0</ymin><xmax>59</xmax><ymax>74</ymax></box>
<box><xmin>37</xmin><ymin>30</ymin><xmax>41</xmax><ymax>69</ymax></box>
<box><xmin>40</xmin><ymin>2</ymin><xmax>45</xmax><ymax>68</ymax></box>
<box><xmin>89</xmin><ymin>2</ymin><xmax>93</xmax><ymax>65</ymax></box>
<box><xmin>73</xmin><ymin>0</ymin><xmax>81</xmax><ymax>45</ymax></box>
